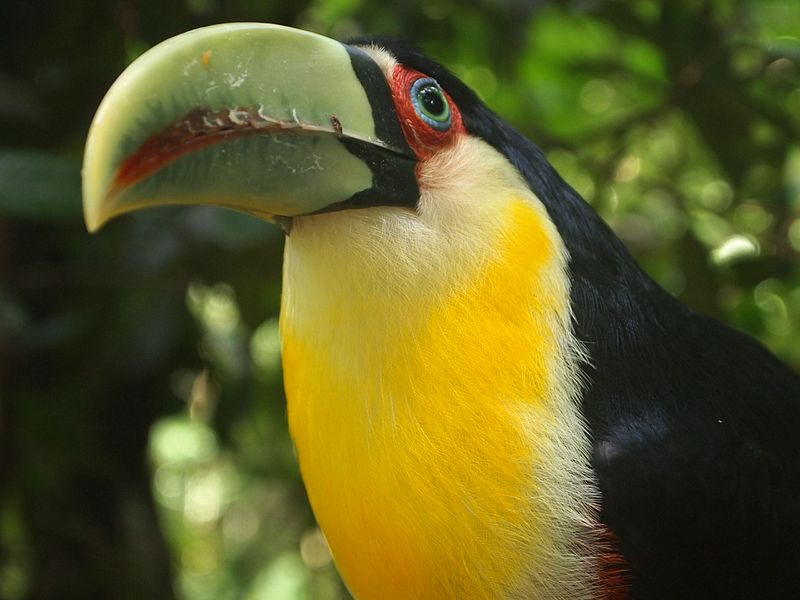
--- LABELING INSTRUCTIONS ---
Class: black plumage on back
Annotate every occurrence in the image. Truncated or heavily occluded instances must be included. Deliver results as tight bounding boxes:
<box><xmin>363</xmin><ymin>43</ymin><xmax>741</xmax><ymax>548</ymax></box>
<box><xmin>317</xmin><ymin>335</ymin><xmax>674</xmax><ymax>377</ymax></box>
<box><xmin>360</xmin><ymin>37</ymin><xmax>800</xmax><ymax>599</ymax></box>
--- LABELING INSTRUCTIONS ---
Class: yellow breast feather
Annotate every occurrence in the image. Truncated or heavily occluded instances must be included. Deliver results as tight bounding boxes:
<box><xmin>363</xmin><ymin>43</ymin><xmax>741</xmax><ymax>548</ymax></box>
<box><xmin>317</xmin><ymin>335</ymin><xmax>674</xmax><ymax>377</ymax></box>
<box><xmin>281</xmin><ymin>137</ymin><xmax>599</xmax><ymax>599</ymax></box>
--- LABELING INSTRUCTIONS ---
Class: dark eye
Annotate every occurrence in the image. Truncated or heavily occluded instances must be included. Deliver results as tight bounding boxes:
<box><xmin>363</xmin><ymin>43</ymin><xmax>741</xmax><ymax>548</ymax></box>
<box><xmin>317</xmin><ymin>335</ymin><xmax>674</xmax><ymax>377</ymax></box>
<box><xmin>410</xmin><ymin>77</ymin><xmax>451</xmax><ymax>131</ymax></box>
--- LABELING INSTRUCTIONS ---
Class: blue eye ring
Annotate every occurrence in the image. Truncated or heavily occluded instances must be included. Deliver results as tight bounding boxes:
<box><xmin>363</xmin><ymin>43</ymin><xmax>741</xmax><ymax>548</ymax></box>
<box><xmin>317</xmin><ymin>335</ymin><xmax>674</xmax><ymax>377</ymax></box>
<box><xmin>410</xmin><ymin>77</ymin><xmax>451</xmax><ymax>131</ymax></box>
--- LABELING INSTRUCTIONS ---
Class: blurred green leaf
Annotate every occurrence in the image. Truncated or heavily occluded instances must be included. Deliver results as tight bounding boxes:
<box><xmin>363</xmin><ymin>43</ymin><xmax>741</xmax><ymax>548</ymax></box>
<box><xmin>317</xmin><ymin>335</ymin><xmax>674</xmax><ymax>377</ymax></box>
<box><xmin>0</xmin><ymin>149</ymin><xmax>81</xmax><ymax>220</ymax></box>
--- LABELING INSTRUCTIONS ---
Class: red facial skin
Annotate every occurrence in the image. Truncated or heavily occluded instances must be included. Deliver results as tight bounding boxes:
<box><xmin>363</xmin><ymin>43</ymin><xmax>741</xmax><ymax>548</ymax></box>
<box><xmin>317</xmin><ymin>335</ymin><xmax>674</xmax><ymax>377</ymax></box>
<box><xmin>386</xmin><ymin>65</ymin><xmax>465</xmax><ymax>161</ymax></box>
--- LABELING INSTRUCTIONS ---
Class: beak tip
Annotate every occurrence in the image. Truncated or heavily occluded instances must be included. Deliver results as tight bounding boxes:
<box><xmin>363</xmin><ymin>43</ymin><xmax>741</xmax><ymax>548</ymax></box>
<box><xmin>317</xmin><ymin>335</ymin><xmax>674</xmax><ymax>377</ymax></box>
<box><xmin>82</xmin><ymin>187</ymin><xmax>113</xmax><ymax>233</ymax></box>
<box><xmin>85</xmin><ymin>218</ymin><xmax>102</xmax><ymax>234</ymax></box>
<box><xmin>83</xmin><ymin>208</ymin><xmax>103</xmax><ymax>233</ymax></box>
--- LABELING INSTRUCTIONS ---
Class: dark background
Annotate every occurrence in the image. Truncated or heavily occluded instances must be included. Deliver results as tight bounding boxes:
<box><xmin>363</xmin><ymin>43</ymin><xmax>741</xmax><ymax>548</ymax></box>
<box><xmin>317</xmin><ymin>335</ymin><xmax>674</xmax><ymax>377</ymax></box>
<box><xmin>2</xmin><ymin>1</ymin><xmax>799</xmax><ymax>598</ymax></box>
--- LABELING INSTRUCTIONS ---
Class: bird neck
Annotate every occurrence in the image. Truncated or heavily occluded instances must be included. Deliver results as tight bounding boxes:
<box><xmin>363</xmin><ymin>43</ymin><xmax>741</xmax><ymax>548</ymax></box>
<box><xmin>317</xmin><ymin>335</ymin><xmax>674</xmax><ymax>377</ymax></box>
<box><xmin>280</xmin><ymin>144</ymin><xmax>601</xmax><ymax>599</ymax></box>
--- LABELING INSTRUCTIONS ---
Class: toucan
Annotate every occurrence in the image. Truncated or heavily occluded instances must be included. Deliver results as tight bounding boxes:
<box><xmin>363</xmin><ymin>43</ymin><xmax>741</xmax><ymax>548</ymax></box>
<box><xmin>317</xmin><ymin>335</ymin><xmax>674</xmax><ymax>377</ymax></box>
<box><xmin>82</xmin><ymin>24</ymin><xmax>800</xmax><ymax>600</ymax></box>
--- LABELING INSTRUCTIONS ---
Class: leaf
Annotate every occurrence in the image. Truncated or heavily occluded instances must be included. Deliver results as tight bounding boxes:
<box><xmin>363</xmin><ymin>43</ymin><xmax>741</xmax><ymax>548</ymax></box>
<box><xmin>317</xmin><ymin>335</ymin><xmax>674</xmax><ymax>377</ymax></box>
<box><xmin>0</xmin><ymin>148</ymin><xmax>82</xmax><ymax>220</ymax></box>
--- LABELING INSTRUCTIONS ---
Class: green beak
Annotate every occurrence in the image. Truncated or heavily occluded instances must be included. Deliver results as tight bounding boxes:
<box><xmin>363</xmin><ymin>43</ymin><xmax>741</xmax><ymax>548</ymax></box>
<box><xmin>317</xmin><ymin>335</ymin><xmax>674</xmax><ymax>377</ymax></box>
<box><xmin>82</xmin><ymin>23</ymin><xmax>417</xmax><ymax>232</ymax></box>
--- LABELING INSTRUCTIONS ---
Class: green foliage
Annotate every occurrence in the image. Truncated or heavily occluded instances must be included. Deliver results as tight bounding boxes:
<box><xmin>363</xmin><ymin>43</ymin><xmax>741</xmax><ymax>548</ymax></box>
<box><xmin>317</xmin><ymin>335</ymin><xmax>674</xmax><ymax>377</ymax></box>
<box><xmin>2</xmin><ymin>1</ymin><xmax>799</xmax><ymax>599</ymax></box>
<box><xmin>0</xmin><ymin>150</ymin><xmax>81</xmax><ymax>221</ymax></box>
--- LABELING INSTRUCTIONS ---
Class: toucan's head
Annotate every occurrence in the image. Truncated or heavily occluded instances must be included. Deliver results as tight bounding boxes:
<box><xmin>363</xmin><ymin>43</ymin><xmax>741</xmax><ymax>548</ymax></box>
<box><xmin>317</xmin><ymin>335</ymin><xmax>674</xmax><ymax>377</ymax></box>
<box><xmin>83</xmin><ymin>23</ymin><xmax>578</xmax><ymax>248</ymax></box>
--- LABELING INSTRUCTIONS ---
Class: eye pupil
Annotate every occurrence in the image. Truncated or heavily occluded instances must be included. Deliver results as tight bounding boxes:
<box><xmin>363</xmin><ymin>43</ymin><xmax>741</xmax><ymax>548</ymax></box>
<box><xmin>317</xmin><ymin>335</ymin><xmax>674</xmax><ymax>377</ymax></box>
<box><xmin>410</xmin><ymin>77</ymin><xmax>452</xmax><ymax>131</ymax></box>
<box><xmin>419</xmin><ymin>86</ymin><xmax>445</xmax><ymax>117</ymax></box>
